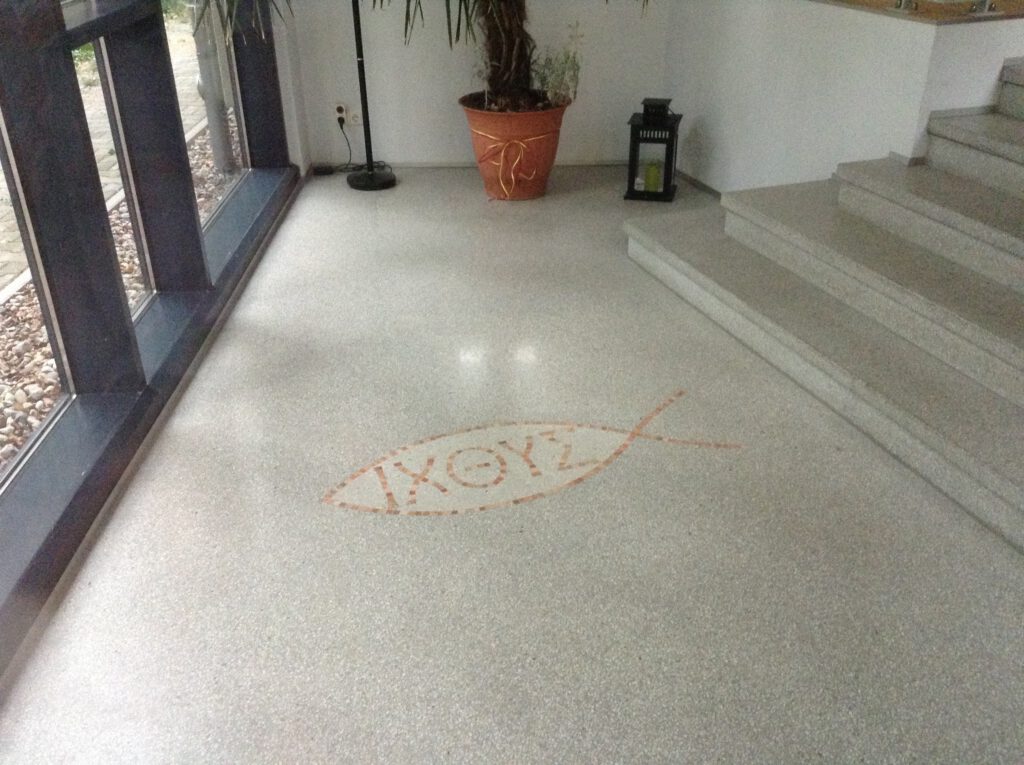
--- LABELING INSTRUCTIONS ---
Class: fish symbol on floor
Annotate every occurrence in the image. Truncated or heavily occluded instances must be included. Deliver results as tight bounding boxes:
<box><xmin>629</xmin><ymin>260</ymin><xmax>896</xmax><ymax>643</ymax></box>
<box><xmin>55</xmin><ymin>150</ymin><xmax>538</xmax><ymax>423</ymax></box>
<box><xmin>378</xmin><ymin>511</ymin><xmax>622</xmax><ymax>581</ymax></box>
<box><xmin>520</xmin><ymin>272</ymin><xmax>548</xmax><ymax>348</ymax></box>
<box><xmin>322</xmin><ymin>389</ymin><xmax>743</xmax><ymax>517</ymax></box>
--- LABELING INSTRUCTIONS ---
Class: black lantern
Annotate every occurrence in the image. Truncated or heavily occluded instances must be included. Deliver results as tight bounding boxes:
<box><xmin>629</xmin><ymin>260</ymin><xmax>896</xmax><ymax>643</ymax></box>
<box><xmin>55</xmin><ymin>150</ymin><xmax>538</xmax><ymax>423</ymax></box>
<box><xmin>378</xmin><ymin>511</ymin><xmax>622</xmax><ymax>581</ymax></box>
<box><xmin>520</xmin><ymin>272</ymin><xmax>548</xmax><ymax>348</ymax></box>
<box><xmin>625</xmin><ymin>98</ymin><xmax>682</xmax><ymax>202</ymax></box>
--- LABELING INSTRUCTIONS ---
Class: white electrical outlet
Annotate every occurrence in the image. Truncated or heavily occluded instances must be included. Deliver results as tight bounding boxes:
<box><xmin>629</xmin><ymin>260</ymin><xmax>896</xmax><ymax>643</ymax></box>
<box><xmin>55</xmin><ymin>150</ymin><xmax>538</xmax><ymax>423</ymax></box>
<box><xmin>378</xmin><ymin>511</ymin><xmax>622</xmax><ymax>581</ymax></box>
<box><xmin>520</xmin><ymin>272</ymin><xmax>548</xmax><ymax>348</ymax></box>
<box><xmin>335</xmin><ymin>103</ymin><xmax>361</xmax><ymax>127</ymax></box>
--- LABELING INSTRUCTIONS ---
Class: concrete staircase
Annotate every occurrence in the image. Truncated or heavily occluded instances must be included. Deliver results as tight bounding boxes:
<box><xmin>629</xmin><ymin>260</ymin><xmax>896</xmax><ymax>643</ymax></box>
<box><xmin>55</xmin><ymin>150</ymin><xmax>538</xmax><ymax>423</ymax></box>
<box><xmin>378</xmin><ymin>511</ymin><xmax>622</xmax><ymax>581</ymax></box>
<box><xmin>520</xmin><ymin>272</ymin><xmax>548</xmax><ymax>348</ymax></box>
<box><xmin>626</xmin><ymin>59</ymin><xmax>1024</xmax><ymax>552</ymax></box>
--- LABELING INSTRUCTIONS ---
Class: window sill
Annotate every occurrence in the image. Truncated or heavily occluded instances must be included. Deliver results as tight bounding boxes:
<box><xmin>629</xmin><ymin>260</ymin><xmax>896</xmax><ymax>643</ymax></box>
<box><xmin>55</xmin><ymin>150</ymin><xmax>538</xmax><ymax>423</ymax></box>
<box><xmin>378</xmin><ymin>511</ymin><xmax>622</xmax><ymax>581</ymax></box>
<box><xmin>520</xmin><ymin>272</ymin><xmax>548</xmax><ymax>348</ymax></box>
<box><xmin>0</xmin><ymin>165</ymin><xmax>299</xmax><ymax>670</ymax></box>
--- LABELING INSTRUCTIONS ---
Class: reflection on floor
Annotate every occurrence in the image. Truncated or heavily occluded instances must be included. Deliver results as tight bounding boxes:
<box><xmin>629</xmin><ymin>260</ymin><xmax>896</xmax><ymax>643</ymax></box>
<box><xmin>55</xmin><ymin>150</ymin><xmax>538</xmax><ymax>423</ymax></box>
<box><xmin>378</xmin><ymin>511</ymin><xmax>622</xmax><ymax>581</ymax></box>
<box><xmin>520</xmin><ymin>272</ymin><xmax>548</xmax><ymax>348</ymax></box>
<box><xmin>0</xmin><ymin>167</ymin><xmax>1022</xmax><ymax>762</ymax></box>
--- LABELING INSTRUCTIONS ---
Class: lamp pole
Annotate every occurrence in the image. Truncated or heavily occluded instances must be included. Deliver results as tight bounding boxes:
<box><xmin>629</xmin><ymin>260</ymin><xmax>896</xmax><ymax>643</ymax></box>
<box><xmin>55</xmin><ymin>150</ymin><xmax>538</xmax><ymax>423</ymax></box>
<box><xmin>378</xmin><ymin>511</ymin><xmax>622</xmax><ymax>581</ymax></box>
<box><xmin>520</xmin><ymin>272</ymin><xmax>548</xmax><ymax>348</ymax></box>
<box><xmin>346</xmin><ymin>0</ymin><xmax>396</xmax><ymax>191</ymax></box>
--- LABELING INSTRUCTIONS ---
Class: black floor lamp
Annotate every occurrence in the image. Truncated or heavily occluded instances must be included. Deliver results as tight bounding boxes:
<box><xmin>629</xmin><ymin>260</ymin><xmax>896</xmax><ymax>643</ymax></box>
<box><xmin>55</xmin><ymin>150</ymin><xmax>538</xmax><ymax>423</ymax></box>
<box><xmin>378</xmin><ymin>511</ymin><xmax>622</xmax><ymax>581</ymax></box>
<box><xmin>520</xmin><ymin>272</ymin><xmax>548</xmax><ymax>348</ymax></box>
<box><xmin>346</xmin><ymin>0</ymin><xmax>396</xmax><ymax>191</ymax></box>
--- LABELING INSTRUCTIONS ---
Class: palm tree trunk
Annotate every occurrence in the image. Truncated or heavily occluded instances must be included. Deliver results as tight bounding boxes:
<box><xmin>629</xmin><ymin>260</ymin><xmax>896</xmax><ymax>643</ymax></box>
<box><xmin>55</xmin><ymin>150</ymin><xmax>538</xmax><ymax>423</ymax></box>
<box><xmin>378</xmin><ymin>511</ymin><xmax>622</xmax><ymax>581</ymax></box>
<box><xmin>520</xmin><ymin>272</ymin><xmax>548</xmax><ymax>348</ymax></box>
<box><xmin>479</xmin><ymin>0</ymin><xmax>535</xmax><ymax>110</ymax></box>
<box><xmin>193</xmin><ymin>3</ymin><xmax>237</xmax><ymax>173</ymax></box>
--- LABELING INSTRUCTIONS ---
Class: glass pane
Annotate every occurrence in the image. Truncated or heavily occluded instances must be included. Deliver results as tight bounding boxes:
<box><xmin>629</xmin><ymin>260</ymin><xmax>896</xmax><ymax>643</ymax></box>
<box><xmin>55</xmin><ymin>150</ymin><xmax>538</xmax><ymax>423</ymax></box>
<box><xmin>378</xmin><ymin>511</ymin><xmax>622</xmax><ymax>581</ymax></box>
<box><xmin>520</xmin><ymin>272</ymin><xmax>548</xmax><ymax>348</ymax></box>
<box><xmin>74</xmin><ymin>42</ymin><xmax>153</xmax><ymax>314</ymax></box>
<box><xmin>164</xmin><ymin>3</ymin><xmax>246</xmax><ymax>224</ymax></box>
<box><xmin>0</xmin><ymin>112</ymin><xmax>68</xmax><ymax>479</ymax></box>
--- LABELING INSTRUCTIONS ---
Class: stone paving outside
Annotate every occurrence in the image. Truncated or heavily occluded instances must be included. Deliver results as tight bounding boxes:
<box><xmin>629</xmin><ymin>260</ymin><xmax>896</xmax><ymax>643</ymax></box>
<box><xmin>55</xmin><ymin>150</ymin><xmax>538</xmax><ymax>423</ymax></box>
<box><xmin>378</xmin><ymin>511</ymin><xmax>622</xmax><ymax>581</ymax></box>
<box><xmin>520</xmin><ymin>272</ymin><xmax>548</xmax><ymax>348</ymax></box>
<box><xmin>0</xmin><ymin>16</ymin><xmax>207</xmax><ymax>294</ymax></box>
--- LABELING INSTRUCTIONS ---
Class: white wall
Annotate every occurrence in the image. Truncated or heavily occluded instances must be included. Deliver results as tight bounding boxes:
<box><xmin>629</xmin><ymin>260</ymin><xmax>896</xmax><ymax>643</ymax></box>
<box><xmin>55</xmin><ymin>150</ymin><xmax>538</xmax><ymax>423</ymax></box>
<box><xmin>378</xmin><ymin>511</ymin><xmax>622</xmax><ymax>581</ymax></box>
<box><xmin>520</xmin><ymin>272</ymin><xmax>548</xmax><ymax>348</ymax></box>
<box><xmin>273</xmin><ymin>9</ymin><xmax>312</xmax><ymax>171</ymax></box>
<box><xmin>278</xmin><ymin>1</ymin><xmax>1024</xmax><ymax>190</ymax></box>
<box><xmin>290</xmin><ymin>0</ymin><xmax>673</xmax><ymax>167</ymax></box>
<box><xmin>666</xmin><ymin>0</ymin><xmax>937</xmax><ymax>193</ymax></box>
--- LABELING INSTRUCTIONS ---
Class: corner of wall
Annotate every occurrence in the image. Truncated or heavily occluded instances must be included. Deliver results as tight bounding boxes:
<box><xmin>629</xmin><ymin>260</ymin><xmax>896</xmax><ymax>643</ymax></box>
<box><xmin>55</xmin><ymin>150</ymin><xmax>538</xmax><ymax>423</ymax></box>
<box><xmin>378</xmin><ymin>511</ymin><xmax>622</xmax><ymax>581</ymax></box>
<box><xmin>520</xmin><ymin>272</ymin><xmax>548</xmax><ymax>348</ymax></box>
<box><xmin>273</xmin><ymin>8</ymin><xmax>312</xmax><ymax>173</ymax></box>
<box><xmin>913</xmin><ymin>18</ymin><xmax>1024</xmax><ymax>157</ymax></box>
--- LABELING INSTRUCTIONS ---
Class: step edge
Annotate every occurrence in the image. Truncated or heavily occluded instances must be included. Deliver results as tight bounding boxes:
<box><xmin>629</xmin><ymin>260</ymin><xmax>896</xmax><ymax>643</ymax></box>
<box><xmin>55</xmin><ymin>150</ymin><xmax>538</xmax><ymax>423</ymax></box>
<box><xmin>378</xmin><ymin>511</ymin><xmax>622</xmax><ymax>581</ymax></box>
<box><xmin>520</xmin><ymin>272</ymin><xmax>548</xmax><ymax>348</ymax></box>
<box><xmin>625</xmin><ymin>229</ymin><xmax>1024</xmax><ymax>552</ymax></box>
<box><xmin>927</xmin><ymin>135</ymin><xmax>1024</xmax><ymax>202</ymax></box>
<box><xmin>723</xmin><ymin>209</ymin><xmax>1024</xmax><ymax>407</ymax></box>
<box><xmin>722</xmin><ymin>192</ymin><xmax>1024</xmax><ymax>373</ymax></box>
<box><xmin>998</xmin><ymin>84</ymin><xmax>1024</xmax><ymax>120</ymax></box>
<box><xmin>835</xmin><ymin>161</ymin><xmax>1024</xmax><ymax>258</ymax></box>
<box><xmin>838</xmin><ymin>182</ymin><xmax>1024</xmax><ymax>296</ymax></box>
<box><xmin>927</xmin><ymin>117</ymin><xmax>1024</xmax><ymax>166</ymax></box>
<box><xmin>626</xmin><ymin>220</ymin><xmax>1024</xmax><ymax>507</ymax></box>
<box><xmin>1001</xmin><ymin>62</ymin><xmax>1024</xmax><ymax>86</ymax></box>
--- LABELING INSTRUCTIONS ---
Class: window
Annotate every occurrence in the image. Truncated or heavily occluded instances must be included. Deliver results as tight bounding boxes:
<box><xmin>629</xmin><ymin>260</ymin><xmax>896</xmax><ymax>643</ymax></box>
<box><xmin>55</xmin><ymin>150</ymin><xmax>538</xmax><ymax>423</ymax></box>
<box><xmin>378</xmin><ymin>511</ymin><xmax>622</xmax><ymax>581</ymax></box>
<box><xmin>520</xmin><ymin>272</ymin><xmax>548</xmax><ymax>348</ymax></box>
<box><xmin>0</xmin><ymin>108</ymin><xmax>69</xmax><ymax>482</ymax></box>
<box><xmin>0</xmin><ymin>0</ymin><xmax>297</xmax><ymax>671</ymax></box>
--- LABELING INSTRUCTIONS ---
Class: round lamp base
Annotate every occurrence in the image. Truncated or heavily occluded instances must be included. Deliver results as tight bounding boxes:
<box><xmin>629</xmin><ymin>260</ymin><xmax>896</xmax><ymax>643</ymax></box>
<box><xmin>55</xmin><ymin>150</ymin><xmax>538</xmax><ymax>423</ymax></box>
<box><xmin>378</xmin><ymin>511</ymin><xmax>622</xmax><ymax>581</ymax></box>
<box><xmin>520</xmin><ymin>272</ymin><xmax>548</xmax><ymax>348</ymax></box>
<box><xmin>347</xmin><ymin>169</ymin><xmax>396</xmax><ymax>191</ymax></box>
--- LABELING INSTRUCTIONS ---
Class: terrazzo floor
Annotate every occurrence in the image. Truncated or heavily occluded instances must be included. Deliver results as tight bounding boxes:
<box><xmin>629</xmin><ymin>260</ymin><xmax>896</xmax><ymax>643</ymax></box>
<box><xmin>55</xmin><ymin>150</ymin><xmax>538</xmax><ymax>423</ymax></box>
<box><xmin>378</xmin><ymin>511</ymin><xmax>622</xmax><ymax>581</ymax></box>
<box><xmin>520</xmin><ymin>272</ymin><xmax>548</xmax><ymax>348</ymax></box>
<box><xmin>0</xmin><ymin>167</ymin><xmax>1022</xmax><ymax>763</ymax></box>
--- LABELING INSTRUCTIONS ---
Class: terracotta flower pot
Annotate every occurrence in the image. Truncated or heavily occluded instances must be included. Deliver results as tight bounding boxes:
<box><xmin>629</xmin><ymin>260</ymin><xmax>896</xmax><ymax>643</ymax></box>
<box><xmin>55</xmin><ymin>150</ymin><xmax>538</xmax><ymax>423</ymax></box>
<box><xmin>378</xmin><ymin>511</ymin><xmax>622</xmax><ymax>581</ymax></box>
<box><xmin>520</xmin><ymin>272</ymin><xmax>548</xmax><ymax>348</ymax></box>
<box><xmin>459</xmin><ymin>95</ymin><xmax>568</xmax><ymax>201</ymax></box>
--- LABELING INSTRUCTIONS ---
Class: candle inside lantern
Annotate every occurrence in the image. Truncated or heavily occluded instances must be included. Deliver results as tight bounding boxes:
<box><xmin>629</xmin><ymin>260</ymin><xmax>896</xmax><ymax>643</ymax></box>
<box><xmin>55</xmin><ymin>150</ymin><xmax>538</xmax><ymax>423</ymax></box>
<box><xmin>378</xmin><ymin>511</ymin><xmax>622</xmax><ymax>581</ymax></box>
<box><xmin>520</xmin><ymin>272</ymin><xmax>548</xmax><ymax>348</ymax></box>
<box><xmin>645</xmin><ymin>163</ymin><xmax>661</xmax><ymax>192</ymax></box>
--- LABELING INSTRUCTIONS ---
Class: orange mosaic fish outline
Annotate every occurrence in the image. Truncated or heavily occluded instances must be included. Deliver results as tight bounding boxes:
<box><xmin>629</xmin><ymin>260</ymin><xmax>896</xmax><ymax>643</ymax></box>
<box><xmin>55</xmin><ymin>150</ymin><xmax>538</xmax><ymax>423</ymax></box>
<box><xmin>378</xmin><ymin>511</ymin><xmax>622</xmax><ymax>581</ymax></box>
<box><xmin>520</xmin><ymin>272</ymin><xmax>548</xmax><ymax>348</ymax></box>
<box><xmin>322</xmin><ymin>389</ymin><xmax>742</xmax><ymax>517</ymax></box>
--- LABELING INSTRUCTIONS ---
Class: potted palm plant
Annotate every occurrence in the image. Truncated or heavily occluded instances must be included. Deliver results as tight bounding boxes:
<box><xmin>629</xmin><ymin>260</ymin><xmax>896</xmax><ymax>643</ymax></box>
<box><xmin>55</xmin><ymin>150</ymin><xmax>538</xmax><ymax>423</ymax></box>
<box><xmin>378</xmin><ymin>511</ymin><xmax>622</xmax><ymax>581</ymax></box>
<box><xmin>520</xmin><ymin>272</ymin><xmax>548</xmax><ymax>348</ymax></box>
<box><xmin>400</xmin><ymin>0</ymin><xmax>650</xmax><ymax>200</ymax></box>
<box><xmin>446</xmin><ymin>1</ymin><xmax>577</xmax><ymax>200</ymax></box>
<box><xmin>196</xmin><ymin>0</ymin><xmax>650</xmax><ymax>200</ymax></box>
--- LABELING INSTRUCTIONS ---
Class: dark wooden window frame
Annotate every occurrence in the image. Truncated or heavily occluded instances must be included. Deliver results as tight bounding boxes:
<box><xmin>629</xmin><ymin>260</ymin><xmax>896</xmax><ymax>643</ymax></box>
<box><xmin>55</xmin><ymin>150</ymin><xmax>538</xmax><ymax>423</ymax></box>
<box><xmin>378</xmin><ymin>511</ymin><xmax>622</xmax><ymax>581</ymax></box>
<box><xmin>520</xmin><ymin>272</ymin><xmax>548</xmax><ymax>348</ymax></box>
<box><xmin>0</xmin><ymin>0</ymin><xmax>298</xmax><ymax>672</ymax></box>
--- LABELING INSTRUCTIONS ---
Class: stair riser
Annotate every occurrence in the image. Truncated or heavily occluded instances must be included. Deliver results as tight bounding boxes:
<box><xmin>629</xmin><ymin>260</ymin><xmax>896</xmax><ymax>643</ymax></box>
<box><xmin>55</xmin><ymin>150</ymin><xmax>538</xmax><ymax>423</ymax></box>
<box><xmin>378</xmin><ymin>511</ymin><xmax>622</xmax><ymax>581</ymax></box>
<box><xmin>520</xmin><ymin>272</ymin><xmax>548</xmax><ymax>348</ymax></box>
<box><xmin>836</xmin><ymin>167</ymin><xmax>1024</xmax><ymax>260</ymax></box>
<box><xmin>724</xmin><ymin>209</ymin><xmax>1024</xmax><ymax>407</ymax></box>
<box><xmin>626</xmin><ymin>232</ymin><xmax>1024</xmax><ymax>553</ymax></box>
<box><xmin>999</xmin><ymin>82</ymin><xmax>1024</xmax><ymax>120</ymax></box>
<box><xmin>927</xmin><ymin>136</ymin><xmax>1024</xmax><ymax>201</ymax></box>
<box><xmin>838</xmin><ymin>183</ymin><xmax>1024</xmax><ymax>295</ymax></box>
<box><xmin>1001</xmin><ymin>60</ymin><xmax>1024</xmax><ymax>87</ymax></box>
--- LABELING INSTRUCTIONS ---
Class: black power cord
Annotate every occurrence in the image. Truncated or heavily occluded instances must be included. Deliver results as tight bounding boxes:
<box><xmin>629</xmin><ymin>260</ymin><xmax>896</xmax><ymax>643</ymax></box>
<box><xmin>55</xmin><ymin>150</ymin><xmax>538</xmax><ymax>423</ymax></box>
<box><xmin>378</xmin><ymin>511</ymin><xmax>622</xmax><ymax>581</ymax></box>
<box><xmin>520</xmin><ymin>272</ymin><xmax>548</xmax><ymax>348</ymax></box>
<box><xmin>312</xmin><ymin>115</ymin><xmax>393</xmax><ymax>177</ymax></box>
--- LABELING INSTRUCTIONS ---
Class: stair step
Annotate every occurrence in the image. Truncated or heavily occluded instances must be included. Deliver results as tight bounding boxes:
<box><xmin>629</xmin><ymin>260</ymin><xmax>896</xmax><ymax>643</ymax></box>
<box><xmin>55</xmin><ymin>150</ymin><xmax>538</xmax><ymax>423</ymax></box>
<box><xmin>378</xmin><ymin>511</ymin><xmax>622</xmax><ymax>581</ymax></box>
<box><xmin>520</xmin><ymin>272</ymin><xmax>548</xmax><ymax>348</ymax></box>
<box><xmin>928</xmin><ymin>114</ymin><xmax>1024</xmax><ymax>200</ymax></box>
<box><xmin>929</xmin><ymin>113</ymin><xmax>1024</xmax><ymax>165</ymax></box>
<box><xmin>999</xmin><ymin>82</ymin><xmax>1024</xmax><ymax>121</ymax></box>
<box><xmin>625</xmin><ymin>208</ymin><xmax>1024</xmax><ymax>551</ymax></box>
<box><xmin>722</xmin><ymin>181</ymin><xmax>1024</xmax><ymax>407</ymax></box>
<box><xmin>836</xmin><ymin>157</ymin><xmax>1024</xmax><ymax>292</ymax></box>
<box><xmin>1001</xmin><ymin>59</ymin><xmax>1024</xmax><ymax>87</ymax></box>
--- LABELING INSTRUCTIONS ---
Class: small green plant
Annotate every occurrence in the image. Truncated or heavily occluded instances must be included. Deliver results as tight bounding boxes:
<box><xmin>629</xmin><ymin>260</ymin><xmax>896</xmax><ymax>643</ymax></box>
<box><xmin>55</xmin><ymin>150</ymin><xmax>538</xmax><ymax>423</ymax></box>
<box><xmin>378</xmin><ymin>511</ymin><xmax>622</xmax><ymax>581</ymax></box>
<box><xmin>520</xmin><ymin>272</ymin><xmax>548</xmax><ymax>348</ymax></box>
<box><xmin>71</xmin><ymin>43</ymin><xmax>98</xmax><ymax>85</ymax></box>
<box><xmin>161</xmin><ymin>0</ymin><xmax>191</xmax><ymax>21</ymax></box>
<box><xmin>533</xmin><ymin>23</ymin><xmax>582</xmax><ymax>107</ymax></box>
<box><xmin>71</xmin><ymin>43</ymin><xmax>94</xmax><ymax>69</ymax></box>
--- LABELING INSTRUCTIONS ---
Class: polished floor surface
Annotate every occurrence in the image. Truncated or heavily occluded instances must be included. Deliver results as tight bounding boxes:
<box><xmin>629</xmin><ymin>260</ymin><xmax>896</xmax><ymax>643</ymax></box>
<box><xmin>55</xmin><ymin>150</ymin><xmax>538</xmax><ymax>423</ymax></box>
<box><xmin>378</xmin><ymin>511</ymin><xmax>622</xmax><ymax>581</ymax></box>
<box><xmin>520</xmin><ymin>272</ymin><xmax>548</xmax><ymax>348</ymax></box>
<box><xmin>1</xmin><ymin>167</ymin><xmax>1022</xmax><ymax>762</ymax></box>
